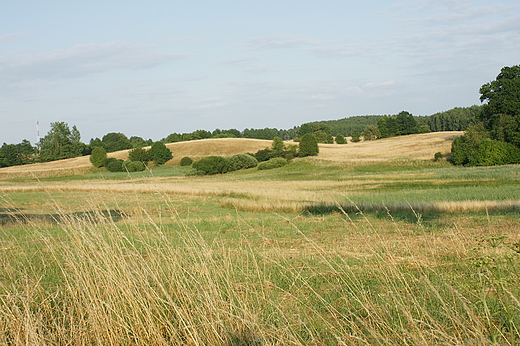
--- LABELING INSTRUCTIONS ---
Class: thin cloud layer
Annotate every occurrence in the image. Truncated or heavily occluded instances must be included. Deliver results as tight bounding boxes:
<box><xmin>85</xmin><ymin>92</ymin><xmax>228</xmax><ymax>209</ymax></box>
<box><xmin>0</xmin><ymin>41</ymin><xmax>192</xmax><ymax>82</ymax></box>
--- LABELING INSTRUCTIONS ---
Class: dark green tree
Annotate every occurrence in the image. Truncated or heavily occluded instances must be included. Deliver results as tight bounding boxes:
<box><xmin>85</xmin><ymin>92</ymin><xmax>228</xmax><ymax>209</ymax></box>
<box><xmin>479</xmin><ymin>65</ymin><xmax>520</xmax><ymax>147</ymax></box>
<box><xmin>335</xmin><ymin>134</ymin><xmax>347</xmax><ymax>144</ymax></box>
<box><xmin>0</xmin><ymin>143</ymin><xmax>22</xmax><ymax>167</ymax></box>
<box><xmin>101</xmin><ymin>133</ymin><xmax>133</xmax><ymax>152</ymax></box>
<box><xmin>90</xmin><ymin>147</ymin><xmax>107</xmax><ymax>168</ymax></box>
<box><xmin>149</xmin><ymin>142</ymin><xmax>172</xmax><ymax>165</ymax></box>
<box><xmin>396</xmin><ymin>111</ymin><xmax>417</xmax><ymax>135</ymax></box>
<box><xmin>350</xmin><ymin>129</ymin><xmax>361</xmax><ymax>142</ymax></box>
<box><xmin>298</xmin><ymin>133</ymin><xmax>319</xmax><ymax>157</ymax></box>
<box><xmin>39</xmin><ymin>122</ymin><xmax>84</xmax><ymax>162</ymax></box>
<box><xmin>128</xmin><ymin>147</ymin><xmax>152</xmax><ymax>163</ymax></box>
<box><xmin>451</xmin><ymin>123</ymin><xmax>489</xmax><ymax>165</ymax></box>
<box><xmin>362</xmin><ymin>125</ymin><xmax>380</xmax><ymax>141</ymax></box>
<box><xmin>271</xmin><ymin>136</ymin><xmax>285</xmax><ymax>153</ymax></box>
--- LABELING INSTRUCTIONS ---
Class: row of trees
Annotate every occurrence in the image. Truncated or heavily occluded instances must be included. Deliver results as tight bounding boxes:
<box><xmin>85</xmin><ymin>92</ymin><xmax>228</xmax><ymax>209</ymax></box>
<box><xmin>163</xmin><ymin>127</ymin><xmax>299</xmax><ymax>143</ymax></box>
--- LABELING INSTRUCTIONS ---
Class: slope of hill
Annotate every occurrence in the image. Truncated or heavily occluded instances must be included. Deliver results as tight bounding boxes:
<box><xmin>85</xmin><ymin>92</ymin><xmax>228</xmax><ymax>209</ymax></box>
<box><xmin>0</xmin><ymin>132</ymin><xmax>462</xmax><ymax>179</ymax></box>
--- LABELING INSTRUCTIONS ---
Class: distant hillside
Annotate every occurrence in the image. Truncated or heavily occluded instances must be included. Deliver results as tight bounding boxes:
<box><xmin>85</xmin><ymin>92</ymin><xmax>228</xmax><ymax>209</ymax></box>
<box><xmin>0</xmin><ymin>133</ymin><xmax>462</xmax><ymax>179</ymax></box>
<box><xmin>304</xmin><ymin>115</ymin><xmax>383</xmax><ymax>136</ymax></box>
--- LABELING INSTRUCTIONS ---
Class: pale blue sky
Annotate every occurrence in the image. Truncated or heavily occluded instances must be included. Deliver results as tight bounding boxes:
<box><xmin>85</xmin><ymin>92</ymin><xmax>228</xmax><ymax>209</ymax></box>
<box><xmin>1</xmin><ymin>0</ymin><xmax>519</xmax><ymax>144</ymax></box>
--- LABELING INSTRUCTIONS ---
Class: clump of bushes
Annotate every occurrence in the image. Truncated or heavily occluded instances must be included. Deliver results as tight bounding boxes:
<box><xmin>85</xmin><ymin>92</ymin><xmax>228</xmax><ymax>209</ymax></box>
<box><xmin>123</xmin><ymin>160</ymin><xmax>146</xmax><ymax>172</ymax></box>
<box><xmin>192</xmin><ymin>156</ymin><xmax>230</xmax><ymax>175</ymax></box>
<box><xmin>228</xmin><ymin>154</ymin><xmax>258</xmax><ymax>171</ymax></box>
<box><xmin>180</xmin><ymin>156</ymin><xmax>193</xmax><ymax>166</ymax></box>
<box><xmin>106</xmin><ymin>159</ymin><xmax>124</xmax><ymax>172</ymax></box>
<box><xmin>258</xmin><ymin>157</ymin><xmax>288</xmax><ymax>170</ymax></box>
<box><xmin>451</xmin><ymin>123</ymin><xmax>520</xmax><ymax>166</ymax></box>
<box><xmin>128</xmin><ymin>147</ymin><xmax>152</xmax><ymax>163</ymax></box>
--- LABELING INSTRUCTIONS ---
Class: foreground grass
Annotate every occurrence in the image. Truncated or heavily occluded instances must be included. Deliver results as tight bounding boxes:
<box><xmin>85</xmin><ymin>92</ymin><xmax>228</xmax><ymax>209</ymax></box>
<box><xmin>1</xmin><ymin>189</ymin><xmax>519</xmax><ymax>345</ymax></box>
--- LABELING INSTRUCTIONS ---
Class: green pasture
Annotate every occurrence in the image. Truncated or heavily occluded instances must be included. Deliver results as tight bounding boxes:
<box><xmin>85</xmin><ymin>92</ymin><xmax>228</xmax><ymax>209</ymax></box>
<box><xmin>1</xmin><ymin>159</ymin><xmax>519</xmax><ymax>345</ymax></box>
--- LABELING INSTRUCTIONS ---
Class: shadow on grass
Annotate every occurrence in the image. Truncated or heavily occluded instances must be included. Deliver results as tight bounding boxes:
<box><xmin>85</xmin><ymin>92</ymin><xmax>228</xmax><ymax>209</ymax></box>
<box><xmin>0</xmin><ymin>209</ymin><xmax>126</xmax><ymax>226</ymax></box>
<box><xmin>304</xmin><ymin>201</ymin><xmax>519</xmax><ymax>224</ymax></box>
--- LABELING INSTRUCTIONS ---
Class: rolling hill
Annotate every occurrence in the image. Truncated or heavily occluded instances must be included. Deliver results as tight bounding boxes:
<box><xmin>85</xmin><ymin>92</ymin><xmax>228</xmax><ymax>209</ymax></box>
<box><xmin>0</xmin><ymin>132</ymin><xmax>462</xmax><ymax>179</ymax></box>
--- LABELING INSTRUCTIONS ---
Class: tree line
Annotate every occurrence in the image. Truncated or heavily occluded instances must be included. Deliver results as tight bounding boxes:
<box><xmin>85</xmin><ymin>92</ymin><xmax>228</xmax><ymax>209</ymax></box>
<box><xmin>0</xmin><ymin>97</ymin><xmax>495</xmax><ymax>169</ymax></box>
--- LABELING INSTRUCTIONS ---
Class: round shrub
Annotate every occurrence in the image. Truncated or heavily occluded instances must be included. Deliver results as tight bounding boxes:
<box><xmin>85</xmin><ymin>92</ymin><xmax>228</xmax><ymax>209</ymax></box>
<box><xmin>107</xmin><ymin>159</ymin><xmax>124</xmax><ymax>172</ymax></box>
<box><xmin>103</xmin><ymin>157</ymin><xmax>118</xmax><ymax>168</ymax></box>
<box><xmin>192</xmin><ymin>156</ymin><xmax>230</xmax><ymax>175</ymax></box>
<box><xmin>90</xmin><ymin>147</ymin><xmax>107</xmax><ymax>167</ymax></box>
<box><xmin>258</xmin><ymin>157</ymin><xmax>288</xmax><ymax>170</ymax></box>
<box><xmin>123</xmin><ymin>160</ymin><xmax>146</xmax><ymax>172</ymax></box>
<box><xmin>180</xmin><ymin>156</ymin><xmax>193</xmax><ymax>166</ymax></box>
<box><xmin>228</xmin><ymin>154</ymin><xmax>258</xmax><ymax>171</ymax></box>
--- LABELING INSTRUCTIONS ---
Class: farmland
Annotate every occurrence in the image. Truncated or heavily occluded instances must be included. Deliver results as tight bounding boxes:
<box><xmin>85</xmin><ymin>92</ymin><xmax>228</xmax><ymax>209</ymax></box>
<box><xmin>1</xmin><ymin>132</ymin><xmax>519</xmax><ymax>345</ymax></box>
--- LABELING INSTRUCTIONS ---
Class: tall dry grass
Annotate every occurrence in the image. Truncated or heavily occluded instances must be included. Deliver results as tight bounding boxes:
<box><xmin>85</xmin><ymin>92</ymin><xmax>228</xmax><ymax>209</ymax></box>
<box><xmin>1</xmin><ymin>196</ymin><xmax>519</xmax><ymax>345</ymax></box>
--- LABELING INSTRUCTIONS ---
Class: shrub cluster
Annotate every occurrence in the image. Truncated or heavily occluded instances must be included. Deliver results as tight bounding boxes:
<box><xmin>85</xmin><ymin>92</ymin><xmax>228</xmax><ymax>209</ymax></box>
<box><xmin>451</xmin><ymin>123</ymin><xmax>520</xmax><ymax>166</ymax></box>
<box><xmin>228</xmin><ymin>154</ymin><xmax>258</xmax><ymax>171</ymax></box>
<box><xmin>192</xmin><ymin>156</ymin><xmax>230</xmax><ymax>175</ymax></box>
<box><xmin>128</xmin><ymin>147</ymin><xmax>152</xmax><ymax>163</ymax></box>
<box><xmin>123</xmin><ymin>160</ymin><xmax>146</xmax><ymax>172</ymax></box>
<box><xmin>106</xmin><ymin>159</ymin><xmax>124</xmax><ymax>172</ymax></box>
<box><xmin>258</xmin><ymin>157</ymin><xmax>288</xmax><ymax>170</ymax></box>
<box><xmin>104</xmin><ymin>158</ymin><xmax>146</xmax><ymax>172</ymax></box>
<box><xmin>191</xmin><ymin>153</ymin><xmax>259</xmax><ymax>175</ymax></box>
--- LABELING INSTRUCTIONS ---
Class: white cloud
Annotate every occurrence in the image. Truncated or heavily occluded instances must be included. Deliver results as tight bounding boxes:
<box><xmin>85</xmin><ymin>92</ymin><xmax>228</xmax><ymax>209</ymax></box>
<box><xmin>0</xmin><ymin>41</ymin><xmax>193</xmax><ymax>82</ymax></box>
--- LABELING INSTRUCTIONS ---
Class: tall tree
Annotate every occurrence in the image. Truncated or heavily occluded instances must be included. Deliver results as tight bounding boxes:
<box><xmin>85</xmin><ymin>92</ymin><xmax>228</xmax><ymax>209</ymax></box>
<box><xmin>39</xmin><ymin>122</ymin><xmax>84</xmax><ymax>162</ymax></box>
<box><xmin>479</xmin><ymin>65</ymin><xmax>520</xmax><ymax>147</ymax></box>
<box><xmin>149</xmin><ymin>142</ymin><xmax>172</xmax><ymax>165</ymax></box>
<box><xmin>298</xmin><ymin>133</ymin><xmax>319</xmax><ymax>157</ymax></box>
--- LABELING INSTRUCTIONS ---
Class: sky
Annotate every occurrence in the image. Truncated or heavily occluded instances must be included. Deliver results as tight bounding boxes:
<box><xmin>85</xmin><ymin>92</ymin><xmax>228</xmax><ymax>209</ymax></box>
<box><xmin>1</xmin><ymin>0</ymin><xmax>519</xmax><ymax>145</ymax></box>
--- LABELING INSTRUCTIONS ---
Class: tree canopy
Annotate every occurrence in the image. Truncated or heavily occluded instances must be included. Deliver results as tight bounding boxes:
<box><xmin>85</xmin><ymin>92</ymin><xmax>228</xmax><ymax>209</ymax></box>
<box><xmin>39</xmin><ymin>122</ymin><xmax>85</xmax><ymax>162</ymax></box>
<box><xmin>479</xmin><ymin>65</ymin><xmax>520</xmax><ymax>147</ymax></box>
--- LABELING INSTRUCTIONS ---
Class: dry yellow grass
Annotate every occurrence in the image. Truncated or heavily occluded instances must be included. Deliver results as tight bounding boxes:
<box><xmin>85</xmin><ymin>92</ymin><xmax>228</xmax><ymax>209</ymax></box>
<box><xmin>317</xmin><ymin>131</ymin><xmax>462</xmax><ymax>162</ymax></box>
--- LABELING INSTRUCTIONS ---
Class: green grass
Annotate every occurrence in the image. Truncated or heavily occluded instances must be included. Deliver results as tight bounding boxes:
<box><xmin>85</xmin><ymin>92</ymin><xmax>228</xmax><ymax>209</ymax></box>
<box><xmin>1</xmin><ymin>160</ymin><xmax>520</xmax><ymax>344</ymax></box>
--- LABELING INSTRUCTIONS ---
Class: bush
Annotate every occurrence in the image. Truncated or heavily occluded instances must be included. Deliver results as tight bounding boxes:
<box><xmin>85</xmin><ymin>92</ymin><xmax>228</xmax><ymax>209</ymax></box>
<box><xmin>128</xmin><ymin>147</ymin><xmax>151</xmax><ymax>163</ymax></box>
<box><xmin>192</xmin><ymin>156</ymin><xmax>230</xmax><ymax>175</ymax></box>
<box><xmin>255</xmin><ymin>149</ymin><xmax>274</xmax><ymax>162</ymax></box>
<box><xmin>180</xmin><ymin>157</ymin><xmax>193</xmax><ymax>166</ymax></box>
<box><xmin>335</xmin><ymin>134</ymin><xmax>347</xmax><ymax>144</ymax></box>
<box><xmin>258</xmin><ymin>157</ymin><xmax>288</xmax><ymax>170</ymax></box>
<box><xmin>107</xmin><ymin>159</ymin><xmax>124</xmax><ymax>172</ymax></box>
<box><xmin>228</xmin><ymin>154</ymin><xmax>258</xmax><ymax>171</ymax></box>
<box><xmin>452</xmin><ymin>136</ymin><xmax>520</xmax><ymax>166</ymax></box>
<box><xmin>298</xmin><ymin>133</ymin><xmax>319</xmax><ymax>157</ymax></box>
<box><xmin>103</xmin><ymin>157</ymin><xmax>118</xmax><ymax>168</ymax></box>
<box><xmin>90</xmin><ymin>147</ymin><xmax>107</xmax><ymax>167</ymax></box>
<box><xmin>149</xmin><ymin>142</ymin><xmax>172</xmax><ymax>165</ymax></box>
<box><xmin>123</xmin><ymin>160</ymin><xmax>146</xmax><ymax>172</ymax></box>
<box><xmin>433</xmin><ymin>152</ymin><xmax>444</xmax><ymax>161</ymax></box>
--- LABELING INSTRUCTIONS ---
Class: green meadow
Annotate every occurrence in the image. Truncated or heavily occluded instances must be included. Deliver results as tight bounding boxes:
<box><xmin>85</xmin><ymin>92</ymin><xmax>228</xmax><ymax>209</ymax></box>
<box><xmin>1</xmin><ymin>158</ymin><xmax>519</xmax><ymax>345</ymax></box>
